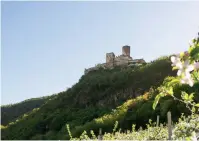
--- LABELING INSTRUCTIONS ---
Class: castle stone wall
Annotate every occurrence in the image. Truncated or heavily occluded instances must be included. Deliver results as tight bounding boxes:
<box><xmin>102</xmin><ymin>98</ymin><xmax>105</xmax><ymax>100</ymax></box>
<box><xmin>115</xmin><ymin>55</ymin><xmax>132</xmax><ymax>66</ymax></box>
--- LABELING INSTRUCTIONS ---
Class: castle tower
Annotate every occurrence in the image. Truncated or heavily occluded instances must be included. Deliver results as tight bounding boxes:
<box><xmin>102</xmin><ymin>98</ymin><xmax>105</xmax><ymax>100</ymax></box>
<box><xmin>122</xmin><ymin>45</ymin><xmax>130</xmax><ymax>57</ymax></box>
<box><xmin>106</xmin><ymin>52</ymin><xmax>115</xmax><ymax>63</ymax></box>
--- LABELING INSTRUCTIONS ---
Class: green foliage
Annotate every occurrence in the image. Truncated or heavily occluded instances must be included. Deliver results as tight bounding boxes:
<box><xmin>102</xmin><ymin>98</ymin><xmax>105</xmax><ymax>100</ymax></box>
<box><xmin>188</xmin><ymin>40</ymin><xmax>199</xmax><ymax>61</ymax></box>
<box><xmin>71</xmin><ymin>113</ymin><xmax>199</xmax><ymax>140</ymax></box>
<box><xmin>172</xmin><ymin>114</ymin><xmax>199</xmax><ymax>140</ymax></box>
<box><xmin>69</xmin><ymin>120</ymin><xmax>169</xmax><ymax>140</ymax></box>
<box><xmin>0</xmin><ymin>125</ymin><xmax>7</xmax><ymax>129</ymax></box>
<box><xmin>66</xmin><ymin>124</ymin><xmax>73</xmax><ymax>139</ymax></box>
<box><xmin>90</xmin><ymin>130</ymin><xmax>97</xmax><ymax>140</ymax></box>
<box><xmin>1</xmin><ymin>95</ymin><xmax>55</xmax><ymax>126</ymax></box>
<box><xmin>1</xmin><ymin>56</ymin><xmax>179</xmax><ymax>140</ymax></box>
<box><xmin>112</xmin><ymin>121</ymin><xmax>118</xmax><ymax>133</ymax></box>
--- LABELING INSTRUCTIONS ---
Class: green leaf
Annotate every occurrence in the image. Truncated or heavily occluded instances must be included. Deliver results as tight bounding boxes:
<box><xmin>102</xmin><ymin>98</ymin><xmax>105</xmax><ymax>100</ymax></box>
<box><xmin>167</xmin><ymin>87</ymin><xmax>174</xmax><ymax>96</ymax></box>
<box><xmin>192</xmin><ymin>71</ymin><xmax>199</xmax><ymax>81</ymax></box>
<box><xmin>189</xmin><ymin>46</ymin><xmax>199</xmax><ymax>61</ymax></box>
<box><xmin>168</xmin><ymin>78</ymin><xmax>180</xmax><ymax>87</ymax></box>
<box><xmin>153</xmin><ymin>93</ymin><xmax>164</xmax><ymax>110</ymax></box>
<box><xmin>172</xmin><ymin>66</ymin><xmax>178</xmax><ymax>70</ymax></box>
<box><xmin>181</xmin><ymin>92</ymin><xmax>195</xmax><ymax>103</ymax></box>
<box><xmin>192</xmin><ymin>106</ymin><xmax>196</xmax><ymax>113</ymax></box>
<box><xmin>181</xmin><ymin>91</ymin><xmax>189</xmax><ymax>101</ymax></box>
<box><xmin>192</xmin><ymin>38</ymin><xmax>197</xmax><ymax>44</ymax></box>
<box><xmin>184</xmin><ymin>94</ymin><xmax>189</xmax><ymax>100</ymax></box>
<box><xmin>153</xmin><ymin>96</ymin><xmax>160</xmax><ymax>110</ymax></box>
<box><xmin>180</xmin><ymin>52</ymin><xmax>184</xmax><ymax>58</ymax></box>
<box><xmin>195</xmin><ymin>103</ymin><xmax>199</xmax><ymax>107</ymax></box>
<box><xmin>188</xmin><ymin>93</ymin><xmax>194</xmax><ymax>102</ymax></box>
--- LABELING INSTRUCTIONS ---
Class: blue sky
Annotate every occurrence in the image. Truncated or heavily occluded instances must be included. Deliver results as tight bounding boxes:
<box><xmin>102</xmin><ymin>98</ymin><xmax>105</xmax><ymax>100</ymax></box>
<box><xmin>1</xmin><ymin>1</ymin><xmax>199</xmax><ymax>105</ymax></box>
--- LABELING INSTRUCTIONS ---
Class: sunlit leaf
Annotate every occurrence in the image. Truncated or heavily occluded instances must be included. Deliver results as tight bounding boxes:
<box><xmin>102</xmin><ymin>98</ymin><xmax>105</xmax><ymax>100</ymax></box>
<box><xmin>153</xmin><ymin>93</ymin><xmax>165</xmax><ymax>110</ymax></box>
<box><xmin>168</xmin><ymin>78</ymin><xmax>180</xmax><ymax>87</ymax></box>
<box><xmin>195</xmin><ymin>103</ymin><xmax>199</xmax><ymax>107</ymax></box>
<box><xmin>180</xmin><ymin>52</ymin><xmax>184</xmax><ymax>58</ymax></box>
<box><xmin>181</xmin><ymin>91</ymin><xmax>189</xmax><ymax>101</ymax></box>
<box><xmin>188</xmin><ymin>93</ymin><xmax>194</xmax><ymax>102</ymax></box>
<box><xmin>172</xmin><ymin>66</ymin><xmax>178</xmax><ymax>70</ymax></box>
<box><xmin>189</xmin><ymin>46</ymin><xmax>199</xmax><ymax>61</ymax></box>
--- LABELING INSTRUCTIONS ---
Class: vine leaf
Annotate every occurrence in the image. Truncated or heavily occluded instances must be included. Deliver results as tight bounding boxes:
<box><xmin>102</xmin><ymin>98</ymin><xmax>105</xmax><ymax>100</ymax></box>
<box><xmin>195</xmin><ymin>103</ymin><xmax>199</xmax><ymax>107</ymax></box>
<box><xmin>153</xmin><ymin>93</ymin><xmax>164</xmax><ymax>110</ymax></box>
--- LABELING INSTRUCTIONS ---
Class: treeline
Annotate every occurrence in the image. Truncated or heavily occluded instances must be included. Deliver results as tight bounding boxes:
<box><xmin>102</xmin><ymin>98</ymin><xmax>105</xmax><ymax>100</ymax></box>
<box><xmin>1</xmin><ymin>95</ymin><xmax>57</xmax><ymax>126</ymax></box>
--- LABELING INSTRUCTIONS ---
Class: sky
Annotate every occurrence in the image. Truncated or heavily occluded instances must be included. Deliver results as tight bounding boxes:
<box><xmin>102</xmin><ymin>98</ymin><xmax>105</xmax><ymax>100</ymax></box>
<box><xmin>1</xmin><ymin>1</ymin><xmax>199</xmax><ymax>105</ymax></box>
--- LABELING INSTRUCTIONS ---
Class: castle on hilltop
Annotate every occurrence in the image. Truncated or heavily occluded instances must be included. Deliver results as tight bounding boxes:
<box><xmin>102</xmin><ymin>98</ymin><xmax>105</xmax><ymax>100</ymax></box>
<box><xmin>84</xmin><ymin>45</ymin><xmax>146</xmax><ymax>74</ymax></box>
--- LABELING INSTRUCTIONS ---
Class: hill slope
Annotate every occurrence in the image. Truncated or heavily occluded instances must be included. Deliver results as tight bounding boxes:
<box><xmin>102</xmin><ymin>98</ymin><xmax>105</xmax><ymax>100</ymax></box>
<box><xmin>1</xmin><ymin>95</ymin><xmax>56</xmax><ymax>126</ymax></box>
<box><xmin>2</xmin><ymin>56</ymin><xmax>179</xmax><ymax>140</ymax></box>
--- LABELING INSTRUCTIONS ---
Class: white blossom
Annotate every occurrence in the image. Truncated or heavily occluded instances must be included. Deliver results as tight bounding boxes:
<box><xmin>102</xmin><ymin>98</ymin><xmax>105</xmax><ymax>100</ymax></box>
<box><xmin>171</xmin><ymin>56</ymin><xmax>182</xmax><ymax>68</ymax></box>
<box><xmin>180</xmin><ymin>72</ymin><xmax>194</xmax><ymax>87</ymax></box>
<box><xmin>194</xmin><ymin>62</ymin><xmax>199</xmax><ymax>70</ymax></box>
<box><xmin>191</xmin><ymin>132</ymin><xmax>197</xmax><ymax>141</ymax></box>
<box><xmin>171</xmin><ymin>56</ymin><xmax>195</xmax><ymax>86</ymax></box>
<box><xmin>177</xmin><ymin>60</ymin><xmax>194</xmax><ymax>76</ymax></box>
